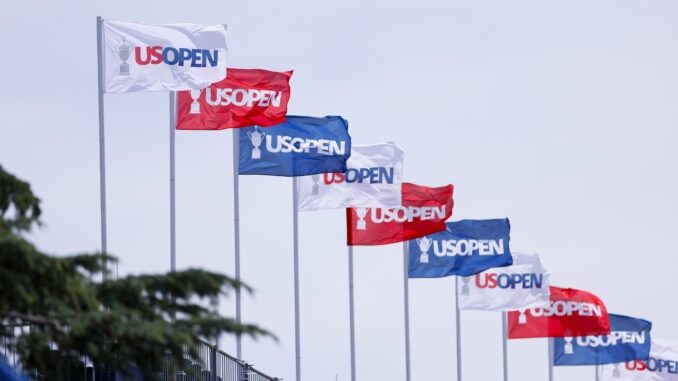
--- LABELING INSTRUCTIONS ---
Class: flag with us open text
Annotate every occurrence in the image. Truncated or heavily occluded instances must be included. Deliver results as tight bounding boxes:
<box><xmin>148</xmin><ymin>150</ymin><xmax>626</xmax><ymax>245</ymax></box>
<box><xmin>177</xmin><ymin>68</ymin><xmax>292</xmax><ymax>129</ymax></box>
<box><xmin>238</xmin><ymin>116</ymin><xmax>351</xmax><ymax>177</ymax></box>
<box><xmin>457</xmin><ymin>251</ymin><xmax>548</xmax><ymax>311</ymax></box>
<box><xmin>409</xmin><ymin>219</ymin><xmax>512</xmax><ymax>278</ymax></box>
<box><xmin>508</xmin><ymin>286</ymin><xmax>610</xmax><ymax>339</ymax></box>
<box><xmin>347</xmin><ymin>183</ymin><xmax>454</xmax><ymax>246</ymax></box>
<box><xmin>102</xmin><ymin>20</ymin><xmax>228</xmax><ymax>93</ymax></box>
<box><xmin>554</xmin><ymin>313</ymin><xmax>651</xmax><ymax>366</ymax></box>
<box><xmin>296</xmin><ymin>143</ymin><xmax>403</xmax><ymax>211</ymax></box>
<box><xmin>600</xmin><ymin>339</ymin><xmax>678</xmax><ymax>380</ymax></box>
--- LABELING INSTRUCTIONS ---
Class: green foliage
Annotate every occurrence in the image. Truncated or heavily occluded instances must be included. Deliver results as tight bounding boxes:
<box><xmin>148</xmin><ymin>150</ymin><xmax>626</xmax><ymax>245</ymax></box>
<box><xmin>0</xmin><ymin>165</ymin><xmax>41</xmax><ymax>233</ymax></box>
<box><xmin>0</xmin><ymin>165</ymin><xmax>271</xmax><ymax>380</ymax></box>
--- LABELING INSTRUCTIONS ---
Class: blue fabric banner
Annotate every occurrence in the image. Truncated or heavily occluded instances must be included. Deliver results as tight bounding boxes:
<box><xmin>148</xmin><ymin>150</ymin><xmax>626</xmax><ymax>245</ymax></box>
<box><xmin>554</xmin><ymin>314</ymin><xmax>652</xmax><ymax>366</ymax></box>
<box><xmin>408</xmin><ymin>219</ymin><xmax>512</xmax><ymax>278</ymax></box>
<box><xmin>238</xmin><ymin>115</ymin><xmax>351</xmax><ymax>177</ymax></box>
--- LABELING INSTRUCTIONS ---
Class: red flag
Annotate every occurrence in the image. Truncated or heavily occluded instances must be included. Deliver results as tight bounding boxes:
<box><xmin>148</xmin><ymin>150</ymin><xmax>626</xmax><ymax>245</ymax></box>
<box><xmin>346</xmin><ymin>183</ymin><xmax>454</xmax><ymax>246</ymax></box>
<box><xmin>508</xmin><ymin>286</ymin><xmax>610</xmax><ymax>339</ymax></box>
<box><xmin>177</xmin><ymin>68</ymin><xmax>292</xmax><ymax>130</ymax></box>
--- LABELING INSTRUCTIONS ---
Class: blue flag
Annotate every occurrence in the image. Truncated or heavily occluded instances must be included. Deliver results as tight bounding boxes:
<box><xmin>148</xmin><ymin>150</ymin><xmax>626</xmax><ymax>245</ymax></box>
<box><xmin>554</xmin><ymin>314</ymin><xmax>652</xmax><ymax>366</ymax></box>
<box><xmin>238</xmin><ymin>116</ymin><xmax>351</xmax><ymax>176</ymax></box>
<box><xmin>408</xmin><ymin>219</ymin><xmax>512</xmax><ymax>278</ymax></box>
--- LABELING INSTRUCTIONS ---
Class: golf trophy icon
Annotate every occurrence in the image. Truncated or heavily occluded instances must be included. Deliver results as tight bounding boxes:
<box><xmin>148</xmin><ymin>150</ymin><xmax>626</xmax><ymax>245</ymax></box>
<box><xmin>189</xmin><ymin>89</ymin><xmax>202</xmax><ymax>114</ymax></box>
<box><xmin>612</xmin><ymin>363</ymin><xmax>620</xmax><ymax>377</ymax></box>
<box><xmin>518</xmin><ymin>309</ymin><xmax>527</xmax><ymax>324</ymax></box>
<box><xmin>356</xmin><ymin>208</ymin><xmax>368</xmax><ymax>230</ymax></box>
<box><xmin>417</xmin><ymin>236</ymin><xmax>432</xmax><ymax>263</ymax></box>
<box><xmin>564</xmin><ymin>337</ymin><xmax>574</xmax><ymax>354</ymax></box>
<box><xmin>461</xmin><ymin>276</ymin><xmax>471</xmax><ymax>295</ymax></box>
<box><xmin>117</xmin><ymin>37</ymin><xmax>133</xmax><ymax>76</ymax></box>
<box><xmin>311</xmin><ymin>174</ymin><xmax>320</xmax><ymax>195</ymax></box>
<box><xmin>247</xmin><ymin>126</ymin><xmax>265</xmax><ymax>159</ymax></box>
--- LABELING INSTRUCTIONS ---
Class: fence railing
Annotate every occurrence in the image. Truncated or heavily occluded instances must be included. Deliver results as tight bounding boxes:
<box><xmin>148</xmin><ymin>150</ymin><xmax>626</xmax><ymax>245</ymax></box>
<box><xmin>1</xmin><ymin>325</ymin><xmax>280</xmax><ymax>381</ymax></box>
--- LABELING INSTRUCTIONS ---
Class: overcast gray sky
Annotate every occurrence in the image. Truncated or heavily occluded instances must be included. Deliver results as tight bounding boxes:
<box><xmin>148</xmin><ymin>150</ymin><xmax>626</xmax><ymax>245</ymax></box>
<box><xmin>2</xmin><ymin>0</ymin><xmax>678</xmax><ymax>380</ymax></box>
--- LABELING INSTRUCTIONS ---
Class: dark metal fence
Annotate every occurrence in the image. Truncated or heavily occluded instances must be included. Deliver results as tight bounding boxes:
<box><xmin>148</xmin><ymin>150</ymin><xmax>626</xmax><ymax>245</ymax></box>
<box><xmin>0</xmin><ymin>326</ymin><xmax>279</xmax><ymax>381</ymax></box>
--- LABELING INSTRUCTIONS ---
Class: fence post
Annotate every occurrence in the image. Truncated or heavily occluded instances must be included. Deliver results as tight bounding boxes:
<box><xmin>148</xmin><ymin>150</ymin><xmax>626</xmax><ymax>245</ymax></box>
<box><xmin>211</xmin><ymin>344</ymin><xmax>218</xmax><ymax>381</ymax></box>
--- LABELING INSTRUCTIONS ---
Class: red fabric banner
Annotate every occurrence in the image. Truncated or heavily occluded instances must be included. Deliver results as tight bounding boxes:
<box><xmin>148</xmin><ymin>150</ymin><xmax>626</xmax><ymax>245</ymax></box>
<box><xmin>346</xmin><ymin>183</ymin><xmax>454</xmax><ymax>246</ymax></box>
<box><xmin>508</xmin><ymin>286</ymin><xmax>610</xmax><ymax>339</ymax></box>
<box><xmin>177</xmin><ymin>68</ymin><xmax>292</xmax><ymax>130</ymax></box>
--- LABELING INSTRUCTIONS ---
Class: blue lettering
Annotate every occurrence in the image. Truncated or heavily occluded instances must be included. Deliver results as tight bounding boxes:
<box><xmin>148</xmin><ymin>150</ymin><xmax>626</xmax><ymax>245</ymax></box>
<box><xmin>203</xmin><ymin>49</ymin><xmax>219</xmax><ymax>67</ymax></box>
<box><xmin>497</xmin><ymin>274</ymin><xmax>510</xmax><ymax>288</ymax></box>
<box><xmin>345</xmin><ymin>168</ymin><xmax>359</xmax><ymax>183</ymax></box>
<box><xmin>369</xmin><ymin>167</ymin><xmax>379</xmax><ymax>183</ymax></box>
<box><xmin>177</xmin><ymin>48</ymin><xmax>192</xmax><ymax>66</ymax></box>
<box><xmin>163</xmin><ymin>47</ymin><xmax>180</xmax><ymax>65</ymax></box>
<box><xmin>511</xmin><ymin>274</ymin><xmax>522</xmax><ymax>289</ymax></box>
<box><xmin>532</xmin><ymin>274</ymin><xmax>543</xmax><ymax>289</ymax></box>
<box><xmin>380</xmin><ymin>167</ymin><xmax>394</xmax><ymax>184</ymax></box>
<box><xmin>648</xmin><ymin>358</ymin><xmax>658</xmax><ymax>371</ymax></box>
<box><xmin>359</xmin><ymin>168</ymin><xmax>370</xmax><ymax>183</ymax></box>
<box><xmin>190</xmin><ymin>49</ymin><xmax>202</xmax><ymax>67</ymax></box>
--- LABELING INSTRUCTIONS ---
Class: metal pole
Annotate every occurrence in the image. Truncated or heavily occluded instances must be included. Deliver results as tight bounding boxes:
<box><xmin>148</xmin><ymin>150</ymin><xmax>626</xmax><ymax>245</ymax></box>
<box><xmin>548</xmin><ymin>338</ymin><xmax>554</xmax><ymax>381</ymax></box>
<box><xmin>96</xmin><ymin>16</ymin><xmax>108</xmax><ymax>280</ymax></box>
<box><xmin>169</xmin><ymin>91</ymin><xmax>176</xmax><ymax>273</ymax></box>
<box><xmin>595</xmin><ymin>365</ymin><xmax>599</xmax><ymax>381</ymax></box>
<box><xmin>292</xmin><ymin>178</ymin><xmax>301</xmax><ymax>381</ymax></box>
<box><xmin>455</xmin><ymin>277</ymin><xmax>462</xmax><ymax>381</ymax></box>
<box><xmin>502</xmin><ymin>311</ymin><xmax>508</xmax><ymax>381</ymax></box>
<box><xmin>348</xmin><ymin>245</ymin><xmax>356</xmax><ymax>381</ymax></box>
<box><xmin>232</xmin><ymin>129</ymin><xmax>242</xmax><ymax>360</ymax></box>
<box><xmin>403</xmin><ymin>242</ymin><xmax>411</xmax><ymax>381</ymax></box>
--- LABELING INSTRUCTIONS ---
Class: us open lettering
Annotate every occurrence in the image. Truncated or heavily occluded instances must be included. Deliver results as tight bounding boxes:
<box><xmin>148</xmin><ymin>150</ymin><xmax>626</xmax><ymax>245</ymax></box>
<box><xmin>135</xmin><ymin>46</ymin><xmax>219</xmax><ymax>67</ymax></box>
<box><xmin>265</xmin><ymin>136</ymin><xmax>345</xmax><ymax>156</ymax></box>
<box><xmin>529</xmin><ymin>301</ymin><xmax>602</xmax><ymax>318</ymax></box>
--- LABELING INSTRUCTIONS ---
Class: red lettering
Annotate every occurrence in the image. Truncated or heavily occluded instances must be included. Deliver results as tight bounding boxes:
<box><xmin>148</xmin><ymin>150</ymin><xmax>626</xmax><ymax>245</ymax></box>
<box><xmin>487</xmin><ymin>273</ymin><xmax>498</xmax><ymax>288</ymax></box>
<box><xmin>323</xmin><ymin>173</ymin><xmax>345</xmax><ymax>184</ymax></box>
<box><xmin>625</xmin><ymin>360</ymin><xmax>636</xmax><ymax>370</ymax></box>
<box><xmin>637</xmin><ymin>360</ymin><xmax>647</xmax><ymax>371</ymax></box>
<box><xmin>134</xmin><ymin>46</ymin><xmax>151</xmax><ymax>65</ymax></box>
<box><xmin>150</xmin><ymin>46</ymin><xmax>163</xmax><ymax>64</ymax></box>
<box><xmin>475</xmin><ymin>273</ymin><xmax>488</xmax><ymax>288</ymax></box>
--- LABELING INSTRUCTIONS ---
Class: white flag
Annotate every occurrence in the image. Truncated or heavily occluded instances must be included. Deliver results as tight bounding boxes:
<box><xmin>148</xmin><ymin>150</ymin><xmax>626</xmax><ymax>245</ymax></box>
<box><xmin>600</xmin><ymin>339</ymin><xmax>678</xmax><ymax>380</ymax></box>
<box><xmin>457</xmin><ymin>252</ymin><xmax>550</xmax><ymax>311</ymax></box>
<box><xmin>296</xmin><ymin>143</ymin><xmax>403</xmax><ymax>211</ymax></box>
<box><xmin>102</xmin><ymin>20</ymin><xmax>228</xmax><ymax>93</ymax></box>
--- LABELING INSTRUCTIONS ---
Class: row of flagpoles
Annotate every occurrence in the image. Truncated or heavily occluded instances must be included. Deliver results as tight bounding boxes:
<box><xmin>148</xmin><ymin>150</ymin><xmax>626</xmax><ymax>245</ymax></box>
<box><xmin>94</xmin><ymin>17</ymin><xmax>676</xmax><ymax>381</ymax></box>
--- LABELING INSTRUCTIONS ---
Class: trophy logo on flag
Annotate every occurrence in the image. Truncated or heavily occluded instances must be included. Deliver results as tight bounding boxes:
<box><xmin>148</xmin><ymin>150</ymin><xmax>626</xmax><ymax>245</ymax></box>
<box><xmin>356</xmin><ymin>208</ymin><xmax>368</xmax><ymax>230</ymax></box>
<box><xmin>518</xmin><ymin>309</ymin><xmax>527</xmax><ymax>324</ymax></box>
<box><xmin>247</xmin><ymin>126</ymin><xmax>265</xmax><ymax>159</ymax></box>
<box><xmin>189</xmin><ymin>89</ymin><xmax>202</xmax><ymax>114</ymax></box>
<box><xmin>613</xmin><ymin>363</ymin><xmax>620</xmax><ymax>377</ymax></box>
<box><xmin>117</xmin><ymin>37</ymin><xmax>133</xmax><ymax>76</ymax></box>
<box><xmin>311</xmin><ymin>174</ymin><xmax>320</xmax><ymax>195</ymax></box>
<box><xmin>564</xmin><ymin>337</ymin><xmax>574</xmax><ymax>354</ymax></box>
<box><xmin>417</xmin><ymin>236</ymin><xmax>432</xmax><ymax>263</ymax></box>
<box><xmin>461</xmin><ymin>277</ymin><xmax>471</xmax><ymax>295</ymax></box>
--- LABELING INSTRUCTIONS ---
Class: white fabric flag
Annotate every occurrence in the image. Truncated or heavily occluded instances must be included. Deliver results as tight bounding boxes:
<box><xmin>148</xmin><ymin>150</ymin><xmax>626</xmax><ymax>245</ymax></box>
<box><xmin>600</xmin><ymin>339</ymin><xmax>678</xmax><ymax>380</ymax></box>
<box><xmin>102</xmin><ymin>20</ymin><xmax>228</xmax><ymax>93</ymax></box>
<box><xmin>457</xmin><ymin>252</ymin><xmax>550</xmax><ymax>311</ymax></box>
<box><xmin>296</xmin><ymin>143</ymin><xmax>403</xmax><ymax>211</ymax></box>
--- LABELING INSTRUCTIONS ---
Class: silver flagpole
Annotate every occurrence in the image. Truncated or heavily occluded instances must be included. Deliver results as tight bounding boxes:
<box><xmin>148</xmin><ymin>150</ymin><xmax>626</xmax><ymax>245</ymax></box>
<box><xmin>292</xmin><ymin>178</ymin><xmax>301</xmax><ymax>381</ymax></box>
<box><xmin>96</xmin><ymin>16</ymin><xmax>109</xmax><ymax>280</ymax></box>
<box><xmin>169</xmin><ymin>92</ymin><xmax>176</xmax><ymax>273</ymax></box>
<box><xmin>502</xmin><ymin>311</ymin><xmax>508</xmax><ymax>381</ymax></box>
<box><xmin>548</xmin><ymin>338</ymin><xmax>554</xmax><ymax>381</ymax></box>
<box><xmin>403</xmin><ymin>242</ymin><xmax>411</xmax><ymax>381</ymax></box>
<box><xmin>233</xmin><ymin>129</ymin><xmax>242</xmax><ymax>360</ymax></box>
<box><xmin>595</xmin><ymin>364</ymin><xmax>599</xmax><ymax>381</ymax></box>
<box><xmin>455</xmin><ymin>276</ymin><xmax>462</xmax><ymax>381</ymax></box>
<box><xmin>348</xmin><ymin>245</ymin><xmax>356</xmax><ymax>381</ymax></box>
